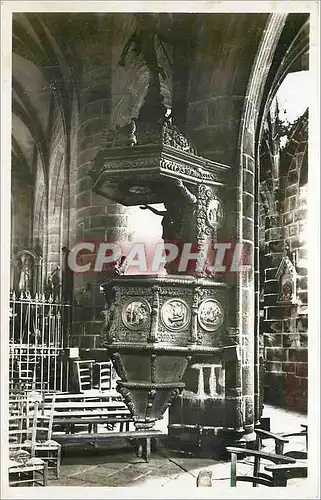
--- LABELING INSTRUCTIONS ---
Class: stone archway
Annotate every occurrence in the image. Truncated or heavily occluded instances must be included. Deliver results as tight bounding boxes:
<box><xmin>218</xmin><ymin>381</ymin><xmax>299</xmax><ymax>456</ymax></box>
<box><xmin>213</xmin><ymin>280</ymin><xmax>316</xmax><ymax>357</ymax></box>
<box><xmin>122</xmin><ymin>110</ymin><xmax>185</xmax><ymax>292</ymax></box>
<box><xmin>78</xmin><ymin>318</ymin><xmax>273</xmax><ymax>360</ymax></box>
<box><xmin>253</xmin><ymin>16</ymin><xmax>309</xmax><ymax>414</ymax></box>
<box><xmin>237</xmin><ymin>13</ymin><xmax>288</xmax><ymax>427</ymax></box>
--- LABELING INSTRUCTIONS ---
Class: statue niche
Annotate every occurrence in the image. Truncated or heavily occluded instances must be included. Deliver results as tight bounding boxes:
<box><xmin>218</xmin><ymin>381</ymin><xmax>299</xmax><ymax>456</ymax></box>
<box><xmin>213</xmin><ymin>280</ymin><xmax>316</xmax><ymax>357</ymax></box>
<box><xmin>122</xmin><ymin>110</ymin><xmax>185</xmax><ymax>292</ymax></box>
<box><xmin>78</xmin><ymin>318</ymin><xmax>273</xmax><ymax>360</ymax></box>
<box><xmin>14</xmin><ymin>250</ymin><xmax>38</xmax><ymax>295</ymax></box>
<box><xmin>275</xmin><ymin>251</ymin><xmax>298</xmax><ymax>305</ymax></box>
<box><xmin>18</xmin><ymin>254</ymin><xmax>32</xmax><ymax>293</ymax></box>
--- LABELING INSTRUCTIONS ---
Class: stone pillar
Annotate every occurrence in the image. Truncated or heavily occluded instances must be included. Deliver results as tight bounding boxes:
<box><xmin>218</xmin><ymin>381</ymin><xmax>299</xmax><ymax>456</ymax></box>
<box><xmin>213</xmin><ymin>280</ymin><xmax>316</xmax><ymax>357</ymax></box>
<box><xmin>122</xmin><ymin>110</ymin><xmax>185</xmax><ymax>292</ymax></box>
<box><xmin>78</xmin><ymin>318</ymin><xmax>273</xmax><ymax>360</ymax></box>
<box><xmin>168</xmin><ymin>13</ymin><xmax>286</xmax><ymax>451</ymax></box>
<box><xmin>72</xmin><ymin>20</ymin><xmax>129</xmax><ymax>350</ymax></box>
<box><xmin>168</xmin><ymin>15</ymin><xmax>265</xmax><ymax>450</ymax></box>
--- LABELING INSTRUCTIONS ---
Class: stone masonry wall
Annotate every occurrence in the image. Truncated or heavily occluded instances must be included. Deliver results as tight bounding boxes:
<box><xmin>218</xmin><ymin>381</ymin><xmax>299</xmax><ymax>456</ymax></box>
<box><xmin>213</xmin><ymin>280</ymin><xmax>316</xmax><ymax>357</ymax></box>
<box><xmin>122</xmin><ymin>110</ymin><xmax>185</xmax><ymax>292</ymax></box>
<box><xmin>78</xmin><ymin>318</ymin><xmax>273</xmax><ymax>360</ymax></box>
<box><xmin>71</xmin><ymin>18</ymin><xmax>131</xmax><ymax>350</ymax></box>
<box><xmin>262</xmin><ymin>118</ymin><xmax>308</xmax><ymax>414</ymax></box>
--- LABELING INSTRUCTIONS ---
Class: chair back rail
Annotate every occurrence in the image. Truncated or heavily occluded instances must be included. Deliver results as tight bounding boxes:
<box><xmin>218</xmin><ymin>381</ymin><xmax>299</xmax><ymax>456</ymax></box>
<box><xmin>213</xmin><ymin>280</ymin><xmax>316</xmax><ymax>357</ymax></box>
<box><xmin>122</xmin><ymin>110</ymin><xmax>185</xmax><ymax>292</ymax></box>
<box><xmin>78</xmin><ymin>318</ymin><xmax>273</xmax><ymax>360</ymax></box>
<box><xmin>226</xmin><ymin>446</ymin><xmax>296</xmax><ymax>487</ymax></box>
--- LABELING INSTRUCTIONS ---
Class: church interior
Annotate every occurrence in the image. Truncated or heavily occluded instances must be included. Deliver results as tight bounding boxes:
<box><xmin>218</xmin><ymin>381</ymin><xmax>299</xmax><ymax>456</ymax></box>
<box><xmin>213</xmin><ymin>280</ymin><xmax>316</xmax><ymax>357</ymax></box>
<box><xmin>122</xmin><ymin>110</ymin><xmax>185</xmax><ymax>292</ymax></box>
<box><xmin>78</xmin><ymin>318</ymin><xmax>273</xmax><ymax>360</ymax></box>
<box><xmin>4</xmin><ymin>9</ymin><xmax>313</xmax><ymax>489</ymax></box>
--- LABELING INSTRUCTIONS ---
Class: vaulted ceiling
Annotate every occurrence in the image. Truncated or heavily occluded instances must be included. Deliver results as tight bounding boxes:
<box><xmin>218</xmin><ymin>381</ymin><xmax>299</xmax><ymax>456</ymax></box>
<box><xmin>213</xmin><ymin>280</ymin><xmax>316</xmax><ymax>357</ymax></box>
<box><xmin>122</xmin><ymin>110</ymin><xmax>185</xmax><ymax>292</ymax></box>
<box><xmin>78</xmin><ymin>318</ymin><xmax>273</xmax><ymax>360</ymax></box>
<box><xmin>12</xmin><ymin>13</ymin><xmax>91</xmax><ymax>182</ymax></box>
<box><xmin>12</xmin><ymin>12</ymin><xmax>309</xmax><ymax>186</ymax></box>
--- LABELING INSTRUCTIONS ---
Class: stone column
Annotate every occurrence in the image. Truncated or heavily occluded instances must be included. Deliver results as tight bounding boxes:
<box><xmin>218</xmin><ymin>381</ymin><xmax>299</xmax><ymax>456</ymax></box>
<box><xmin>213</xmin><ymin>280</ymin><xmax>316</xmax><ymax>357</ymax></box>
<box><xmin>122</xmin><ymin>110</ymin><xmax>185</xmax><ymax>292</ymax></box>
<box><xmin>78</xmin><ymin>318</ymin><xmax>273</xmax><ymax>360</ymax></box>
<box><xmin>168</xmin><ymin>13</ymin><xmax>286</xmax><ymax>450</ymax></box>
<box><xmin>72</xmin><ymin>19</ymin><xmax>129</xmax><ymax>350</ymax></box>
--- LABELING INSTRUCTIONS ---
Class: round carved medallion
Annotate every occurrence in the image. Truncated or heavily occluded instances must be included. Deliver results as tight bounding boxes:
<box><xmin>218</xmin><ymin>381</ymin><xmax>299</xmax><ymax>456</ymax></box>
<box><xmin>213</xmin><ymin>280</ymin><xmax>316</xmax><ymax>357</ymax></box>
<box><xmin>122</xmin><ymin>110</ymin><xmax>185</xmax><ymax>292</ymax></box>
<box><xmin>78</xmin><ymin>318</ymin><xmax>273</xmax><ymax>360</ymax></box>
<box><xmin>206</xmin><ymin>197</ymin><xmax>224</xmax><ymax>229</ymax></box>
<box><xmin>198</xmin><ymin>299</ymin><xmax>224</xmax><ymax>332</ymax></box>
<box><xmin>122</xmin><ymin>299</ymin><xmax>151</xmax><ymax>330</ymax></box>
<box><xmin>161</xmin><ymin>299</ymin><xmax>191</xmax><ymax>331</ymax></box>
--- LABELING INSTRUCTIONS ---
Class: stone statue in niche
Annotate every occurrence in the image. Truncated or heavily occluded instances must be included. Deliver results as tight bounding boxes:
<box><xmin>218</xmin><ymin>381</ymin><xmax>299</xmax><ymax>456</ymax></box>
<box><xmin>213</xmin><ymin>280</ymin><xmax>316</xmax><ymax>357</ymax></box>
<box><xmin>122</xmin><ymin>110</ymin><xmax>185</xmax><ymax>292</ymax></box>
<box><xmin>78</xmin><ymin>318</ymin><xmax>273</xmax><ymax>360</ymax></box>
<box><xmin>275</xmin><ymin>252</ymin><xmax>297</xmax><ymax>304</ymax></box>
<box><xmin>18</xmin><ymin>253</ymin><xmax>33</xmax><ymax>293</ymax></box>
<box><xmin>279</xmin><ymin>280</ymin><xmax>293</xmax><ymax>302</ymax></box>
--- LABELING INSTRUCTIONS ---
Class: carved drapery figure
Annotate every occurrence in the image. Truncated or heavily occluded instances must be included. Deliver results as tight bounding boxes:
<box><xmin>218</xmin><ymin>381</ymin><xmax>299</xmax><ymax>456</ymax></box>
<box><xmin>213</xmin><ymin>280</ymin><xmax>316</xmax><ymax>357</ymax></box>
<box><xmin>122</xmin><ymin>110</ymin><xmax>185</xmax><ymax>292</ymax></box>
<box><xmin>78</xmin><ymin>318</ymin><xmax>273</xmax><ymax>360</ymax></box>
<box><xmin>140</xmin><ymin>179</ymin><xmax>197</xmax><ymax>243</ymax></box>
<box><xmin>119</xmin><ymin>16</ymin><xmax>167</xmax><ymax>88</ymax></box>
<box><xmin>140</xmin><ymin>180</ymin><xmax>197</xmax><ymax>274</ymax></box>
<box><xmin>118</xmin><ymin>14</ymin><xmax>171</xmax><ymax>137</ymax></box>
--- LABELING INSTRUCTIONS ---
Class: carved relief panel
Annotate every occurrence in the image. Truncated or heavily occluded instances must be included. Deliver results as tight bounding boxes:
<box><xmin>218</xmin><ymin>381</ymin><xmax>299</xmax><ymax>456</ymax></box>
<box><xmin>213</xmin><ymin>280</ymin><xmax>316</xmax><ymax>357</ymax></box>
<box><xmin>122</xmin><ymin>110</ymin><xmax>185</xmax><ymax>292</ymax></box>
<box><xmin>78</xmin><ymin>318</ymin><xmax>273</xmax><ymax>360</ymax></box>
<box><xmin>197</xmin><ymin>298</ymin><xmax>224</xmax><ymax>332</ymax></box>
<box><xmin>101</xmin><ymin>277</ymin><xmax>227</xmax><ymax>349</ymax></box>
<box><xmin>107</xmin><ymin>286</ymin><xmax>153</xmax><ymax>343</ymax></box>
<box><xmin>197</xmin><ymin>184</ymin><xmax>224</xmax><ymax>241</ymax></box>
<box><xmin>193</xmin><ymin>287</ymin><xmax>227</xmax><ymax>347</ymax></box>
<box><xmin>157</xmin><ymin>287</ymin><xmax>193</xmax><ymax>344</ymax></box>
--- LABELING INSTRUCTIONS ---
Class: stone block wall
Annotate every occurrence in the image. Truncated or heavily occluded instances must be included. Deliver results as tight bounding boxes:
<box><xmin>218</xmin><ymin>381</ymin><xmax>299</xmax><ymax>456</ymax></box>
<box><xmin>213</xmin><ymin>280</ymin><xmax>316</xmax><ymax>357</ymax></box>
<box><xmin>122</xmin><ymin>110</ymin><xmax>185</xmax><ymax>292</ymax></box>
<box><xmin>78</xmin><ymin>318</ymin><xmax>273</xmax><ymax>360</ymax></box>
<box><xmin>261</xmin><ymin>115</ymin><xmax>308</xmax><ymax>414</ymax></box>
<box><xmin>72</xmin><ymin>83</ymin><xmax>127</xmax><ymax>348</ymax></box>
<box><xmin>71</xmin><ymin>18</ymin><xmax>134</xmax><ymax>350</ymax></box>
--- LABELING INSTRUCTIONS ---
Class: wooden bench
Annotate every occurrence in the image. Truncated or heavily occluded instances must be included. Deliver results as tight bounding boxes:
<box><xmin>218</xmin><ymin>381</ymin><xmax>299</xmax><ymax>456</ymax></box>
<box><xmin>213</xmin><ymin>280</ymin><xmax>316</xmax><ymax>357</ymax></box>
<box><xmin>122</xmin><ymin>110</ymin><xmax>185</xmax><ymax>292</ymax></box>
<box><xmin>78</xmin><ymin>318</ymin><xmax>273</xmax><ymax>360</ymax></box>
<box><xmin>53</xmin><ymin>429</ymin><xmax>165</xmax><ymax>462</ymax></box>
<box><xmin>42</xmin><ymin>391</ymin><xmax>133</xmax><ymax>434</ymax></box>
<box><xmin>14</xmin><ymin>392</ymin><xmax>164</xmax><ymax>462</ymax></box>
<box><xmin>43</xmin><ymin>389</ymin><xmax>122</xmax><ymax>402</ymax></box>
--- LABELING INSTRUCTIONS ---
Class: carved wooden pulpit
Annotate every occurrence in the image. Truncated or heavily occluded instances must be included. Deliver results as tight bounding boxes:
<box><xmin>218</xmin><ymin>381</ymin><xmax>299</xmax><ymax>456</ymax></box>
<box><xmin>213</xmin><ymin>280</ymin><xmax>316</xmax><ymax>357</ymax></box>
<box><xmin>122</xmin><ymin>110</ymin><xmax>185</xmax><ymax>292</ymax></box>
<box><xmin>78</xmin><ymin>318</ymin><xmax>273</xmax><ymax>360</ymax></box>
<box><xmin>89</xmin><ymin>14</ymin><xmax>256</xmax><ymax>451</ymax></box>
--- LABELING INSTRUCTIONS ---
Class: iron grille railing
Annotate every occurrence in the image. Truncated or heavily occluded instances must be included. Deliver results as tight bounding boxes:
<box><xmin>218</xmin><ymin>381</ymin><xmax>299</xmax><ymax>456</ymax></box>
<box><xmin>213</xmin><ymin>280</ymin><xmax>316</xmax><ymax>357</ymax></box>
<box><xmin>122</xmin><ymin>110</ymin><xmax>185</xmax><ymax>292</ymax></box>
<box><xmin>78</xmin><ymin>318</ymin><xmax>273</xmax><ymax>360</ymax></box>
<box><xmin>9</xmin><ymin>291</ymin><xmax>72</xmax><ymax>392</ymax></box>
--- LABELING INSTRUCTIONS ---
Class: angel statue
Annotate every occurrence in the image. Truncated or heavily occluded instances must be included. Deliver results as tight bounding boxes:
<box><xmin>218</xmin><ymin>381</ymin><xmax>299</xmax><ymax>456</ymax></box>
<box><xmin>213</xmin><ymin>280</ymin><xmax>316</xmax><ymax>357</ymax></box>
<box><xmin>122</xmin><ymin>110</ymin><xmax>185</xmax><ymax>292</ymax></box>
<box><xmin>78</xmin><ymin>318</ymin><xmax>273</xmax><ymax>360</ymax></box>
<box><xmin>119</xmin><ymin>14</ymin><xmax>169</xmax><ymax>87</ymax></box>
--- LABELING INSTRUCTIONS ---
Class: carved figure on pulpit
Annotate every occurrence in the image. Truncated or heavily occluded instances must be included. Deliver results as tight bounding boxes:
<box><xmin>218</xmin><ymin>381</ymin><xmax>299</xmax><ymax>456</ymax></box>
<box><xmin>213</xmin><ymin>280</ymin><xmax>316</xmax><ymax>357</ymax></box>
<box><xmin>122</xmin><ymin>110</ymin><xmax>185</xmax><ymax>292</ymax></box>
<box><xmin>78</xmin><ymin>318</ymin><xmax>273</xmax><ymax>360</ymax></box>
<box><xmin>119</xmin><ymin>15</ymin><xmax>167</xmax><ymax>87</ymax></box>
<box><xmin>139</xmin><ymin>204</ymin><xmax>175</xmax><ymax>241</ymax></box>
<box><xmin>140</xmin><ymin>179</ymin><xmax>197</xmax><ymax>274</ymax></box>
<box><xmin>114</xmin><ymin>255</ymin><xmax>128</xmax><ymax>276</ymax></box>
<box><xmin>101</xmin><ymin>256</ymin><xmax>128</xmax><ymax>334</ymax></box>
<box><xmin>118</xmin><ymin>14</ymin><xmax>171</xmax><ymax>139</ymax></box>
<box><xmin>140</xmin><ymin>179</ymin><xmax>197</xmax><ymax>243</ymax></box>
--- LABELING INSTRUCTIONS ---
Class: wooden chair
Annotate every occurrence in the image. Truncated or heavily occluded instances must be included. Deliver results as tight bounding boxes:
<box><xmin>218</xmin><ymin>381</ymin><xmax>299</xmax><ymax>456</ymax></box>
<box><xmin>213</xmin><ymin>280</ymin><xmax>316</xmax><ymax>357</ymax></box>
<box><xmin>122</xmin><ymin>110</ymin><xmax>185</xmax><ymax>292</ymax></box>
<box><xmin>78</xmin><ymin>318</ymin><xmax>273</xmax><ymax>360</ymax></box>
<box><xmin>74</xmin><ymin>359</ymin><xmax>95</xmax><ymax>393</ymax></box>
<box><xmin>197</xmin><ymin>424</ymin><xmax>308</xmax><ymax>488</ymax></box>
<box><xmin>96</xmin><ymin>361</ymin><xmax>112</xmax><ymax>391</ymax></box>
<box><xmin>263</xmin><ymin>462</ymin><xmax>308</xmax><ymax>486</ymax></box>
<box><xmin>225</xmin><ymin>424</ymin><xmax>308</xmax><ymax>488</ymax></box>
<box><xmin>280</xmin><ymin>424</ymin><xmax>308</xmax><ymax>459</ymax></box>
<box><xmin>95</xmin><ymin>361</ymin><xmax>117</xmax><ymax>430</ymax></box>
<box><xmin>255</xmin><ymin>424</ymin><xmax>308</xmax><ymax>460</ymax></box>
<box><xmin>226</xmin><ymin>447</ymin><xmax>298</xmax><ymax>487</ymax></box>
<box><xmin>249</xmin><ymin>424</ymin><xmax>307</xmax><ymax>486</ymax></box>
<box><xmin>75</xmin><ymin>359</ymin><xmax>118</xmax><ymax>394</ymax></box>
<box><xmin>23</xmin><ymin>392</ymin><xmax>61</xmax><ymax>479</ymax></box>
<box><xmin>8</xmin><ymin>397</ymin><xmax>48</xmax><ymax>487</ymax></box>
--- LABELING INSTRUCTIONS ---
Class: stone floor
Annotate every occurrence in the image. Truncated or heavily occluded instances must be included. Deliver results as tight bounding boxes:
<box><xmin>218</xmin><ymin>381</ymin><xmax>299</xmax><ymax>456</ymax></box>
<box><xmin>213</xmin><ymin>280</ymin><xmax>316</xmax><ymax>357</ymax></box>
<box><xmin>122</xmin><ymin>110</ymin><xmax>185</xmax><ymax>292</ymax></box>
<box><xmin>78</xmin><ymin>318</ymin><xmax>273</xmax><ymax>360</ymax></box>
<box><xmin>46</xmin><ymin>404</ymin><xmax>311</xmax><ymax>494</ymax></box>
